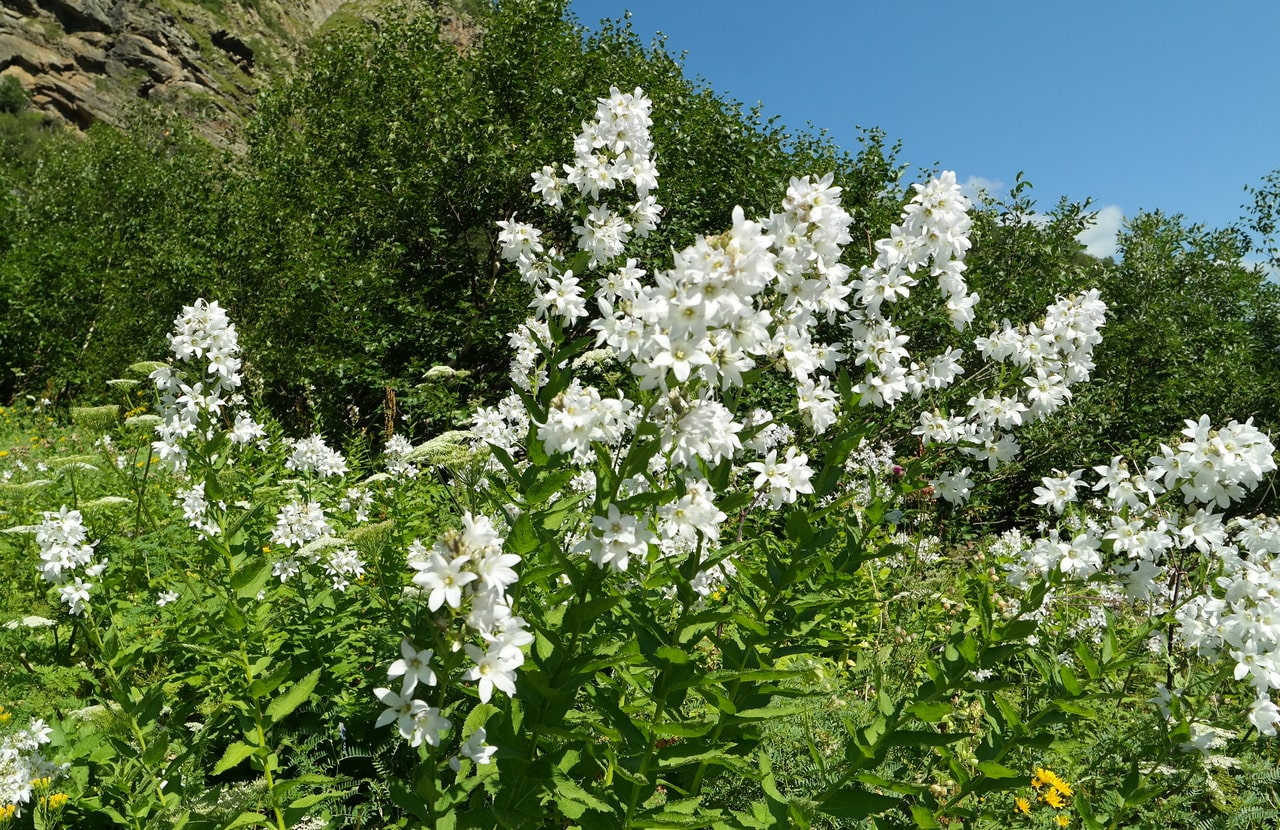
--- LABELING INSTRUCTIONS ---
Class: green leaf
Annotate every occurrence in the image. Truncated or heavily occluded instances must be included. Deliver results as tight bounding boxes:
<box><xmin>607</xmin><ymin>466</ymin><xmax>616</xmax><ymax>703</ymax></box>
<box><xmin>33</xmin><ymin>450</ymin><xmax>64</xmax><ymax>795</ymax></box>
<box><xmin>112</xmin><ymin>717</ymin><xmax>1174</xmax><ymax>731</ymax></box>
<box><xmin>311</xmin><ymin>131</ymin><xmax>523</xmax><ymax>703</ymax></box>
<box><xmin>287</xmin><ymin>792</ymin><xmax>339</xmax><ymax>809</ymax></box>
<box><xmin>266</xmin><ymin>668</ymin><xmax>321</xmax><ymax>723</ymax></box>
<box><xmin>818</xmin><ymin>788</ymin><xmax>899</xmax><ymax>820</ymax></box>
<box><xmin>223</xmin><ymin>812</ymin><xmax>269</xmax><ymax>829</ymax></box>
<box><xmin>232</xmin><ymin>557</ymin><xmax>271</xmax><ymax>599</ymax></box>
<box><xmin>1056</xmin><ymin>700</ymin><xmax>1096</xmax><ymax>718</ymax></box>
<box><xmin>906</xmin><ymin>701</ymin><xmax>951</xmax><ymax>723</ymax></box>
<box><xmin>509</xmin><ymin>512</ymin><xmax>539</xmax><ymax>555</ymax></box>
<box><xmin>249</xmin><ymin>659</ymin><xmax>292</xmax><ymax>699</ymax></box>
<box><xmin>223</xmin><ymin>602</ymin><xmax>246</xmax><ymax>632</ymax></box>
<box><xmin>212</xmin><ymin>741</ymin><xmax>258</xmax><ymax>775</ymax></box>
<box><xmin>910</xmin><ymin>804</ymin><xmax>941</xmax><ymax>829</ymax></box>
<box><xmin>526</xmin><ymin>469</ymin><xmax>574</xmax><ymax>506</ymax></box>
<box><xmin>551</xmin><ymin>768</ymin><xmax>614</xmax><ymax>815</ymax></box>
<box><xmin>388</xmin><ymin>780</ymin><xmax>432</xmax><ymax>820</ymax></box>
<box><xmin>651</xmin><ymin>717</ymin><xmax>718</xmax><ymax>738</ymax></box>
<box><xmin>886</xmin><ymin>731</ymin><xmax>968</xmax><ymax>747</ymax></box>
<box><xmin>656</xmin><ymin>645</ymin><xmax>691</xmax><ymax>665</ymax></box>
<box><xmin>733</xmin><ymin>703</ymin><xmax>810</xmax><ymax>720</ymax></box>
<box><xmin>1058</xmin><ymin>664</ymin><xmax>1083</xmax><ymax>696</ymax></box>
<box><xmin>976</xmin><ymin>761</ymin><xmax>1020</xmax><ymax>779</ymax></box>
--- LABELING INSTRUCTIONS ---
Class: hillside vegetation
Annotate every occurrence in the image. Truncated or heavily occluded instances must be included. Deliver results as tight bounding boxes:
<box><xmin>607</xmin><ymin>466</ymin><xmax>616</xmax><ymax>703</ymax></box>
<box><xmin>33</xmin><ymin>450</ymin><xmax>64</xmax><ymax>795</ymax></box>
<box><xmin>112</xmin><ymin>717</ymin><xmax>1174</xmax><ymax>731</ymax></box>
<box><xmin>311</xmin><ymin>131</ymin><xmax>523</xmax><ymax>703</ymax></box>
<box><xmin>5</xmin><ymin>2</ymin><xmax>1280</xmax><ymax>827</ymax></box>
<box><xmin>2</xmin><ymin>1</ymin><xmax>1277</xmax><ymax>477</ymax></box>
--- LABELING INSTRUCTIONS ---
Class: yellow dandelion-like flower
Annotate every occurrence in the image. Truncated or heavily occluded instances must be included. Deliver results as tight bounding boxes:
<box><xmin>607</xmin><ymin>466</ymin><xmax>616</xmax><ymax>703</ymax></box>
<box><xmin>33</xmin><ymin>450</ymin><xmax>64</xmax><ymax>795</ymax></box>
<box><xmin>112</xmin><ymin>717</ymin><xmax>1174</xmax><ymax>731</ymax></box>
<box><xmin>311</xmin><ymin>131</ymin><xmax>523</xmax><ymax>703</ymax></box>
<box><xmin>1015</xmin><ymin>796</ymin><xmax>1032</xmax><ymax>815</ymax></box>
<box><xmin>1056</xmin><ymin>815</ymin><xmax>1070</xmax><ymax>827</ymax></box>
<box><xmin>1043</xmin><ymin>788</ymin><xmax>1065</xmax><ymax>809</ymax></box>
<box><xmin>43</xmin><ymin>792</ymin><xmax>69</xmax><ymax>810</ymax></box>
<box><xmin>1034</xmin><ymin>767</ymin><xmax>1073</xmax><ymax>796</ymax></box>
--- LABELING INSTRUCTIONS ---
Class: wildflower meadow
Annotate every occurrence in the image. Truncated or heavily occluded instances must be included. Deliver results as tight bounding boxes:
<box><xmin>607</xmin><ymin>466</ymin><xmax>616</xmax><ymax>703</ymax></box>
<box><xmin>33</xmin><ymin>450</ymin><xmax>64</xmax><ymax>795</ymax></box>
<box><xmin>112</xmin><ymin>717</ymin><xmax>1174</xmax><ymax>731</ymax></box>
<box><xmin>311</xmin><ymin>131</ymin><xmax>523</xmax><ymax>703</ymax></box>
<box><xmin>4</xmin><ymin>31</ymin><xmax>1280</xmax><ymax>830</ymax></box>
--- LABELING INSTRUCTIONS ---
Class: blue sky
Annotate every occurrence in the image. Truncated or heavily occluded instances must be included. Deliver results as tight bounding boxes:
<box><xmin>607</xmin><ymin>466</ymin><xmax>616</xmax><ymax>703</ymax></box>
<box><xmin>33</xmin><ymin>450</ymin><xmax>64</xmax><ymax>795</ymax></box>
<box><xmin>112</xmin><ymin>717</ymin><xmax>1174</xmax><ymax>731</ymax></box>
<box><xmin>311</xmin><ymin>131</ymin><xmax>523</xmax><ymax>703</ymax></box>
<box><xmin>567</xmin><ymin>1</ymin><xmax>1280</xmax><ymax>259</ymax></box>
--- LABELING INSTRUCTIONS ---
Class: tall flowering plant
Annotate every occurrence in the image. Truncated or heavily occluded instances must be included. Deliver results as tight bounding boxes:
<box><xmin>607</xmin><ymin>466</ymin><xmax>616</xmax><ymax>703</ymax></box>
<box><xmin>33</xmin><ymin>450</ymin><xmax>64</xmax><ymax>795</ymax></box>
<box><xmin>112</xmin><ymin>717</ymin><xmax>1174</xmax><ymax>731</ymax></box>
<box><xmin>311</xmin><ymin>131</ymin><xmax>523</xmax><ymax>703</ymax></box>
<box><xmin>364</xmin><ymin>87</ymin><xmax>1198</xmax><ymax>828</ymax></box>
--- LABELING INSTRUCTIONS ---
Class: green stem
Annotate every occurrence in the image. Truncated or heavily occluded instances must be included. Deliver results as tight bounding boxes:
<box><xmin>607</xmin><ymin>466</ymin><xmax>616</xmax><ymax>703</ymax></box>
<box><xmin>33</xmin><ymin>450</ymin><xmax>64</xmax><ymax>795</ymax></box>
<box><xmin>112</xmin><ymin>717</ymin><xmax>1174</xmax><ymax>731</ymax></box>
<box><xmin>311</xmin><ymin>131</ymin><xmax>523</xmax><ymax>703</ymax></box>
<box><xmin>238</xmin><ymin>637</ymin><xmax>288</xmax><ymax>830</ymax></box>
<box><xmin>623</xmin><ymin>597</ymin><xmax>693</xmax><ymax>828</ymax></box>
<box><xmin>80</xmin><ymin>611</ymin><xmax>170</xmax><ymax>812</ymax></box>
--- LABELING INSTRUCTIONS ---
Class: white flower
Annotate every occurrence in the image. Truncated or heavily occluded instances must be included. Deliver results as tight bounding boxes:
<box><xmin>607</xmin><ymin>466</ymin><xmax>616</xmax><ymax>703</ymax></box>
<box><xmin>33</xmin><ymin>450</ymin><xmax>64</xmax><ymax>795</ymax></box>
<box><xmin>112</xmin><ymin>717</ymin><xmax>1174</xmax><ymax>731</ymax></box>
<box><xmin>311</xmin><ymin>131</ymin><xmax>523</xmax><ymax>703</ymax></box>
<box><xmin>412</xmin><ymin>551</ymin><xmax>479</xmax><ymax>611</ymax></box>
<box><xmin>462</xmin><ymin>643</ymin><xmax>520</xmax><ymax>703</ymax></box>
<box><xmin>459</xmin><ymin>727</ymin><xmax>498</xmax><ymax>765</ymax></box>
<box><xmin>388</xmin><ymin>639</ymin><xmax>438</xmax><ymax>697</ymax></box>
<box><xmin>931</xmin><ymin>468</ymin><xmax>974</xmax><ymax>505</ymax></box>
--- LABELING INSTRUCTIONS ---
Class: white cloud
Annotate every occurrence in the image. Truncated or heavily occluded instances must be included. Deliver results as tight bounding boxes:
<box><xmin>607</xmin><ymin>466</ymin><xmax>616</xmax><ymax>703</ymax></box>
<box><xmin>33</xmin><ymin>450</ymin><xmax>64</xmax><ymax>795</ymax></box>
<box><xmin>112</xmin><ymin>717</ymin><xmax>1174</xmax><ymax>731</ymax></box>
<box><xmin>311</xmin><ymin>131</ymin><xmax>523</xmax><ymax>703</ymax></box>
<box><xmin>1076</xmin><ymin>205</ymin><xmax>1125</xmax><ymax>259</ymax></box>
<box><xmin>1243</xmin><ymin>254</ymin><xmax>1280</xmax><ymax>282</ymax></box>
<box><xmin>960</xmin><ymin>175</ymin><xmax>1004</xmax><ymax>203</ymax></box>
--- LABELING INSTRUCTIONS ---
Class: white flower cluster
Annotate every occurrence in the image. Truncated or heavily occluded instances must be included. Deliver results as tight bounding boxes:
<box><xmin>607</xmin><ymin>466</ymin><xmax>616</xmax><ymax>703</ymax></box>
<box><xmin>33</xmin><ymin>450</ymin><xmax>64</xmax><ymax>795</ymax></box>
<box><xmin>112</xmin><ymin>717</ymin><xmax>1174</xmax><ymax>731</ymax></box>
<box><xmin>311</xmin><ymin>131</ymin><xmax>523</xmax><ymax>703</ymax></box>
<box><xmin>538</xmin><ymin>380</ymin><xmax>636</xmax><ymax>465</ymax></box>
<box><xmin>848</xmin><ymin>171</ymin><xmax>976</xmax><ymax>409</ymax></box>
<box><xmin>270</xmin><ymin>499</ymin><xmax>332</xmax><ymax>550</ymax></box>
<box><xmin>338</xmin><ymin>486</ymin><xmax>373</xmax><ymax>523</ymax></box>
<box><xmin>376</xmin><ymin>514</ymin><xmax>527</xmax><ymax>748</ymax></box>
<box><xmin>486</xmin><ymin>86</ymin><xmax>1104</xmax><ymax>599</ymax></box>
<box><xmin>920</xmin><ymin>290</ymin><xmax>1107</xmax><ymax>503</ymax></box>
<box><xmin>383</xmin><ymin>434</ymin><xmax>420</xmax><ymax>479</ymax></box>
<box><xmin>0</xmin><ymin>715</ymin><xmax>59</xmax><ymax>816</ymax></box>
<box><xmin>573</xmin><ymin>503</ymin><xmax>656</xmax><ymax>572</ymax></box>
<box><xmin>266</xmin><ymin>500</ymin><xmax>368</xmax><ymax>589</ymax></box>
<box><xmin>379</xmin><ymin>513</ymin><xmax>531</xmax><ymax>748</ymax></box>
<box><xmin>1006</xmin><ymin>417</ymin><xmax>1280</xmax><ymax>733</ymax></box>
<box><xmin>284</xmin><ymin>435</ymin><xmax>348</xmax><ymax>478</ymax></box>
<box><xmin>497</xmin><ymin>87</ymin><xmax>658</xmax><ymax>326</ymax></box>
<box><xmin>151</xmin><ymin>299</ymin><xmax>266</xmax><ymax>471</ymax></box>
<box><xmin>35</xmin><ymin>506</ymin><xmax>105</xmax><ymax>615</ymax></box>
<box><xmin>176</xmin><ymin>481</ymin><xmax>221</xmax><ymax>539</ymax></box>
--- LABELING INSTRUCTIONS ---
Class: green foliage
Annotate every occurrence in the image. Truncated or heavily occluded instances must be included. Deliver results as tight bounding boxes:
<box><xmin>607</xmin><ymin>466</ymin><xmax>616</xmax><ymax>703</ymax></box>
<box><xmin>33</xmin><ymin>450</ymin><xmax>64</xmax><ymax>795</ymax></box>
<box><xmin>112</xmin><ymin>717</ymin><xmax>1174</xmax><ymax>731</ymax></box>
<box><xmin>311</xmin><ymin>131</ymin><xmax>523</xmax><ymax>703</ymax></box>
<box><xmin>961</xmin><ymin>183</ymin><xmax>1280</xmax><ymax>523</ymax></box>
<box><xmin>0</xmin><ymin>0</ymin><xmax>896</xmax><ymax>440</ymax></box>
<box><xmin>0</xmin><ymin>116</ymin><xmax>227</xmax><ymax>407</ymax></box>
<box><xmin>0</xmin><ymin>75</ymin><xmax>28</xmax><ymax>114</ymax></box>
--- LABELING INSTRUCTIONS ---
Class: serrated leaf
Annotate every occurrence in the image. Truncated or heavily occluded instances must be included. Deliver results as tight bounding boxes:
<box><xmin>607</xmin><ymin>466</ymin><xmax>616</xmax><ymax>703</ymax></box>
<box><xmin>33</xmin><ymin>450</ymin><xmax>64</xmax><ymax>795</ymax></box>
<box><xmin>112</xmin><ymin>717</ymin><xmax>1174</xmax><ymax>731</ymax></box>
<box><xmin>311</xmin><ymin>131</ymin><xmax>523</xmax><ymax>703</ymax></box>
<box><xmin>733</xmin><ymin>703</ymin><xmax>810</xmax><ymax>720</ymax></box>
<box><xmin>656</xmin><ymin>645</ymin><xmax>691</xmax><ymax>664</ymax></box>
<box><xmin>231</xmin><ymin>558</ymin><xmax>271</xmax><ymax>599</ymax></box>
<box><xmin>910</xmin><ymin>804</ymin><xmax>941</xmax><ymax>828</ymax></box>
<box><xmin>287</xmin><ymin>792</ymin><xmax>339</xmax><ymax>809</ymax></box>
<box><xmin>509</xmin><ymin>512</ymin><xmax>539</xmax><ymax>555</ymax></box>
<box><xmin>906</xmin><ymin>701</ymin><xmax>951</xmax><ymax>722</ymax></box>
<box><xmin>266</xmin><ymin>668</ymin><xmax>320</xmax><ymax>723</ymax></box>
<box><xmin>248</xmin><ymin>660</ymin><xmax>292</xmax><ymax>699</ymax></box>
<box><xmin>976</xmin><ymin>761</ymin><xmax>1020</xmax><ymax>779</ymax></box>
<box><xmin>212</xmin><ymin>741</ymin><xmax>258</xmax><ymax>775</ymax></box>
<box><xmin>551</xmin><ymin>768</ymin><xmax>613</xmax><ymax>814</ymax></box>
<box><xmin>819</xmin><ymin>788</ymin><xmax>899</xmax><ymax>819</ymax></box>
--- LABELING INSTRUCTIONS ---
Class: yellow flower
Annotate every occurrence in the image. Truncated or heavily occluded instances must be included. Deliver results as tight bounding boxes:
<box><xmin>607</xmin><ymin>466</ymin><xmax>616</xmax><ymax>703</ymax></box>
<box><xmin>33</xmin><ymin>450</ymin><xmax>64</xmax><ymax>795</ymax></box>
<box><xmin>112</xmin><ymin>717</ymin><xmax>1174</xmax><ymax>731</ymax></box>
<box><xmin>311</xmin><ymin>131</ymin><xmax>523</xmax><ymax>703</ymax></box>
<box><xmin>43</xmin><ymin>792</ymin><xmax>69</xmax><ymax>810</ymax></box>
<box><xmin>1015</xmin><ymin>796</ymin><xmax>1032</xmax><ymax>815</ymax></box>
<box><xmin>1043</xmin><ymin>788</ymin><xmax>1065</xmax><ymax>809</ymax></box>
<box><xmin>1034</xmin><ymin>767</ymin><xmax>1073</xmax><ymax>796</ymax></box>
<box><xmin>1</xmin><ymin>803</ymin><xmax>17</xmax><ymax>819</ymax></box>
<box><xmin>1056</xmin><ymin>815</ymin><xmax>1070</xmax><ymax>827</ymax></box>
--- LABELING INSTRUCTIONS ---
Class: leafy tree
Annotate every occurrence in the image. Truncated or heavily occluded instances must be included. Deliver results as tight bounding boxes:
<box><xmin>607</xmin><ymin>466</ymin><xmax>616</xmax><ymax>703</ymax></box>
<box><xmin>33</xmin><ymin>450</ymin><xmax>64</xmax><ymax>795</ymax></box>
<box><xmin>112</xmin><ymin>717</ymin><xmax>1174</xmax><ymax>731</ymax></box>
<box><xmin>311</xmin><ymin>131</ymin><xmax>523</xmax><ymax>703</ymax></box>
<box><xmin>229</xmin><ymin>0</ymin><xmax>900</xmax><ymax>435</ymax></box>
<box><xmin>0</xmin><ymin>75</ymin><xmax>27</xmax><ymax>114</ymax></box>
<box><xmin>0</xmin><ymin>117</ymin><xmax>228</xmax><ymax>404</ymax></box>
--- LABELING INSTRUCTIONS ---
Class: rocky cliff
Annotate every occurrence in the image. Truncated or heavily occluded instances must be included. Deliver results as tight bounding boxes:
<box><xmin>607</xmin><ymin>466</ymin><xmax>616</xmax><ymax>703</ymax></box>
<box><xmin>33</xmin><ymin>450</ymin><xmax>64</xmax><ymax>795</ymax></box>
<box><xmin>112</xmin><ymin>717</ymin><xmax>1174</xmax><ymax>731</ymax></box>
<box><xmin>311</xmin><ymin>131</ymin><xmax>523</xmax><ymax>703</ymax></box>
<box><xmin>0</xmin><ymin>0</ymin><xmax>377</xmax><ymax>148</ymax></box>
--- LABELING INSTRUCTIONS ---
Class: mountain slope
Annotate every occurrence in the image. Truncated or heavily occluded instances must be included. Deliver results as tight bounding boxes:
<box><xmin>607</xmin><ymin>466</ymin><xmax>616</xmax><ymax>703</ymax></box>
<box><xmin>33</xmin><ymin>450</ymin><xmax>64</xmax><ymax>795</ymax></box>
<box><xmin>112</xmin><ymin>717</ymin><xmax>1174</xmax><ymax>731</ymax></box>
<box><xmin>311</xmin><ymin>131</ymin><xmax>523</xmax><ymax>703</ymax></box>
<box><xmin>0</xmin><ymin>0</ymin><xmax>453</xmax><ymax>148</ymax></box>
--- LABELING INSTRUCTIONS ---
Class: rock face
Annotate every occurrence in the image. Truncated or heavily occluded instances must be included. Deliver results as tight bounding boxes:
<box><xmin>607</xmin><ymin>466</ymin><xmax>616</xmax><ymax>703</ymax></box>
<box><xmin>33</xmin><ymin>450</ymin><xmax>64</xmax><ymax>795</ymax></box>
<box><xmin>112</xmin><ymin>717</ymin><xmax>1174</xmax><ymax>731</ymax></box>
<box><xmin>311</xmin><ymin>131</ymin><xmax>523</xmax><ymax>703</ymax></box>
<box><xmin>0</xmin><ymin>0</ymin><xmax>353</xmax><ymax>147</ymax></box>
